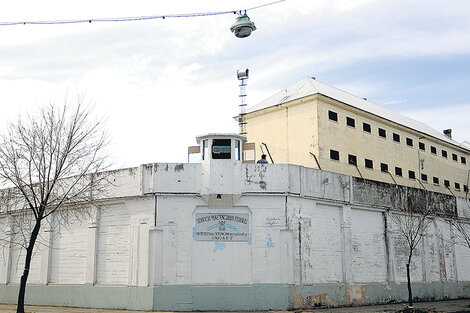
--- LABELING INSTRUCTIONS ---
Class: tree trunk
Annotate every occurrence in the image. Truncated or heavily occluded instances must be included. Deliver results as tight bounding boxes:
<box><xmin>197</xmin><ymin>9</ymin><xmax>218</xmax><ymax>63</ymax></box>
<box><xmin>16</xmin><ymin>219</ymin><xmax>41</xmax><ymax>313</ymax></box>
<box><xmin>407</xmin><ymin>253</ymin><xmax>413</xmax><ymax>309</ymax></box>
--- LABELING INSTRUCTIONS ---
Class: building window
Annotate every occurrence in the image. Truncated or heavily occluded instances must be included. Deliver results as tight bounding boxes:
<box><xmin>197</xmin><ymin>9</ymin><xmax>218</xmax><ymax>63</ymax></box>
<box><xmin>442</xmin><ymin>150</ymin><xmax>448</xmax><ymax>158</ymax></box>
<box><xmin>433</xmin><ymin>177</ymin><xmax>439</xmax><ymax>185</ymax></box>
<box><xmin>462</xmin><ymin>156</ymin><xmax>467</xmax><ymax>164</ymax></box>
<box><xmin>430</xmin><ymin>146</ymin><xmax>437</xmax><ymax>154</ymax></box>
<box><xmin>455</xmin><ymin>182</ymin><xmax>461</xmax><ymax>190</ymax></box>
<box><xmin>395</xmin><ymin>167</ymin><xmax>402</xmax><ymax>176</ymax></box>
<box><xmin>421</xmin><ymin>173</ymin><xmax>427</xmax><ymax>182</ymax></box>
<box><xmin>235</xmin><ymin>140</ymin><xmax>241</xmax><ymax>161</ymax></box>
<box><xmin>452</xmin><ymin>153</ymin><xmax>458</xmax><ymax>161</ymax></box>
<box><xmin>365</xmin><ymin>159</ymin><xmax>373</xmax><ymax>169</ymax></box>
<box><xmin>328</xmin><ymin>110</ymin><xmax>338</xmax><ymax>122</ymax></box>
<box><xmin>212</xmin><ymin>139</ymin><xmax>231</xmax><ymax>159</ymax></box>
<box><xmin>464</xmin><ymin>185</ymin><xmax>468</xmax><ymax>192</ymax></box>
<box><xmin>380</xmin><ymin>163</ymin><xmax>388</xmax><ymax>172</ymax></box>
<box><xmin>348</xmin><ymin>154</ymin><xmax>357</xmax><ymax>165</ymax></box>
<box><xmin>393</xmin><ymin>133</ymin><xmax>400</xmax><ymax>142</ymax></box>
<box><xmin>363</xmin><ymin>122</ymin><xmax>371</xmax><ymax>133</ymax></box>
<box><xmin>346</xmin><ymin>117</ymin><xmax>355</xmax><ymax>128</ymax></box>
<box><xmin>408</xmin><ymin>170</ymin><xmax>416</xmax><ymax>179</ymax></box>
<box><xmin>330</xmin><ymin>149</ymin><xmax>340</xmax><ymax>161</ymax></box>
<box><xmin>378</xmin><ymin>128</ymin><xmax>386</xmax><ymax>138</ymax></box>
<box><xmin>444</xmin><ymin>180</ymin><xmax>450</xmax><ymax>187</ymax></box>
<box><xmin>406</xmin><ymin>138</ymin><xmax>413</xmax><ymax>147</ymax></box>
<box><xmin>202</xmin><ymin>140</ymin><xmax>208</xmax><ymax>160</ymax></box>
<box><xmin>419</xmin><ymin>142</ymin><xmax>425</xmax><ymax>151</ymax></box>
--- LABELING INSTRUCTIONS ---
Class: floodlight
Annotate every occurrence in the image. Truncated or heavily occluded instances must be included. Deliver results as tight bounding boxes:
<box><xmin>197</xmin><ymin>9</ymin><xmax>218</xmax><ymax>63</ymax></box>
<box><xmin>237</xmin><ymin>69</ymin><xmax>249</xmax><ymax>80</ymax></box>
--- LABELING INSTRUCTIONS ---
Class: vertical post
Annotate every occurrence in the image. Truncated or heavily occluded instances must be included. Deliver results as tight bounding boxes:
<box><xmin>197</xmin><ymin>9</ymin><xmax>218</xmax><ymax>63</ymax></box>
<box><xmin>85</xmin><ymin>206</ymin><xmax>99</xmax><ymax>284</ymax></box>
<box><xmin>449</xmin><ymin>222</ymin><xmax>458</xmax><ymax>281</ymax></box>
<box><xmin>1</xmin><ymin>216</ymin><xmax>13</xmax><ymax>284</ymax></box>
<box><xmin>341</xmin><ymin>205</ymin><xmax>353</xmax><ymax>283</ymax></box>
<box><xmin>40</xmin><ymin>216</ymin><xmax>53</xmax><ymax>285</ymax></box>
<box><xmin>137</xmin><ymin>221</ymin><xmax>150</xmax><ymax>287</ymax></box>
<box><xmin>384</xmin><ymin>210</ymin><xmax>396</xmax><ymax>282</ymax></box>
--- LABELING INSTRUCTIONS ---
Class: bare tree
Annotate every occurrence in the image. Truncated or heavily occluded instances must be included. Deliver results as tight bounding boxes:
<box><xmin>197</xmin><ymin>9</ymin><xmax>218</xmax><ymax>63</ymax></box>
<box><xmin>0</xmin><ymin>97</ymin><xmax>110</xmax><ymax>313</ymax></box>
<box><xmin>391</xmin><ymin>188</ymin><xmax>433</xmax><ymax>312</ymax></box>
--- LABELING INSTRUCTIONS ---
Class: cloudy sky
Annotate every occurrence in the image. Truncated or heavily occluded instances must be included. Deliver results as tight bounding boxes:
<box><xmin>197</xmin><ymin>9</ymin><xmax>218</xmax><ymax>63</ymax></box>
<box><xmin>1</xmin><ymin>0</ymin><xmax>469</xmax><ymax>168</ymax></box>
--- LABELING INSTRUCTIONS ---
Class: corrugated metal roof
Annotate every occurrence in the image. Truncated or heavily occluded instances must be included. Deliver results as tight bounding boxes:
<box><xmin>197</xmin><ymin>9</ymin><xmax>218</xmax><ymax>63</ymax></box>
<box><xmin>246</xmin><ymin>77</ymin><xmax>469</xmax><ymax>151</ymax></box>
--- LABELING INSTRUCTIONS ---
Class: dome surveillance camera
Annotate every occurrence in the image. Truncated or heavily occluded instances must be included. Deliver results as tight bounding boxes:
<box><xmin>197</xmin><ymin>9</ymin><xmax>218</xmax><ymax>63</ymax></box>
<box><xmin>230</xmin><ymin>14</ymin><xmax>256</xmax><ymax>38</ymax></box>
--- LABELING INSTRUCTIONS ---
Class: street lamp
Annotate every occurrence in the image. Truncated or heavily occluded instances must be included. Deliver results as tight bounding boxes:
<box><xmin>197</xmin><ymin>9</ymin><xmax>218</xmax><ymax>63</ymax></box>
<box><xmin>230</xmin><ymin>13</ymin><xmax>256</xmax><ymax>38</ymax></box>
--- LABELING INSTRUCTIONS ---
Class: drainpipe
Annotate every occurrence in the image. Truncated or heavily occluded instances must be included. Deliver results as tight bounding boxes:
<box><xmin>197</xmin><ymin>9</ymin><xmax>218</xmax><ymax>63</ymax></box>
<box><xmin>466</xmin><ymin>169</ymin><xmax>469</xmax><ymax>199</ymax></box>
<box><xmin>262</xmin><ymin>142</ymin><xmax>274</xmax><ymax>164</ymax></box>
<box><xmin>309</xmin><ymin>152</ymin><xmax>321</xmax><ymax>170</ymax></box>
<box><xmin>354</xmin><ymin>164</ymin><xmax>363</xmax><ymax>179</ymax></box>
<box><xmin>387</xmin><ymin>171</ymin><xmax>397</xmax><ymax>185</ymax></box>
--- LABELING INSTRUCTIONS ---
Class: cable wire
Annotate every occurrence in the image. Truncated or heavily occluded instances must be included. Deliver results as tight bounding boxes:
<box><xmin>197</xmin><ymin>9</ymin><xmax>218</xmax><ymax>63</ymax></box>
<box><xmin>0</xmin><ymin>0</ymin><xmax>285</xmax><ymax>27</ymax></box>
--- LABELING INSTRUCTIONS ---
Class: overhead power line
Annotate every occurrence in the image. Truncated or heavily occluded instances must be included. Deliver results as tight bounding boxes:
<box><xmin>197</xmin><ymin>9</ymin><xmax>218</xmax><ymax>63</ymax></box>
<box><xmin>0</xmin><ymin>0</ymin><xmax>285</xmax><ymax>27</ymax></box>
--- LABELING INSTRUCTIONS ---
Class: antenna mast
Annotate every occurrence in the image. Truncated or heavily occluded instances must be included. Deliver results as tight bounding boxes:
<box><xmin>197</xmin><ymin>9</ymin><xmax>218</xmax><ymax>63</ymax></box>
<box><xmin>237</xmin><ymin>69</ymin><xmax>249</xmax><ymax>135</ymax></box>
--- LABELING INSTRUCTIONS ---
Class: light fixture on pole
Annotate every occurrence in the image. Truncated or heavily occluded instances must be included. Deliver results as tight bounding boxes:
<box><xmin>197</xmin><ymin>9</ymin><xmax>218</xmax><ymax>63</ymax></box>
<box><xmin>237</xmin><ymin>69</ymin><xmax>249</xmax><ymax>135</ymax></box>
<box><xmin>230</xmin><ymin>12</ymin><xmax>256</xmax><ymax>38</ymax></box>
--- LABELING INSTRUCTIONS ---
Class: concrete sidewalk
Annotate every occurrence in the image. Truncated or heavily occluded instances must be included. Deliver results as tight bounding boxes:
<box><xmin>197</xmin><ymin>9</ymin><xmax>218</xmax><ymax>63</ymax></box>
<box><xmin>1</xmin><ymin>300</ymin><xmax>470</xmax><ymax>313</ymax></box>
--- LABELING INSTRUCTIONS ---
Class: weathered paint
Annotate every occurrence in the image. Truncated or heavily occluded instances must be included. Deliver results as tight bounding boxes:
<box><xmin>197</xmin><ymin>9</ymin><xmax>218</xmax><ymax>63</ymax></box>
<box><xmin>1</xmin><ymin>136</ymin><xmax>470</xmax><ymax>311</ymax></box>
<box><xmin>244</xmin><ymin>87</ymin><xmax>470</xmax><ymax>198</ymax></box>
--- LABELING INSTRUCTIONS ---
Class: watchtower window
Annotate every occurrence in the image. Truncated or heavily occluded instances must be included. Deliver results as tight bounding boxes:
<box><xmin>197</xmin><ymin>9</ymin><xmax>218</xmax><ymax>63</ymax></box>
<box><xmin>202</xmin><ymin>140</ymin><xmax>208</xmax><ymax>160</ymax></box>
<box><xmin>235</xmin><ymin>140</ymin><xmax>241</xmax><ymax>161</ymax></box>
<box><xmin>212</xmin><ymin>139</ymin><xmax>231</xmax><ymax>159</ymax></box>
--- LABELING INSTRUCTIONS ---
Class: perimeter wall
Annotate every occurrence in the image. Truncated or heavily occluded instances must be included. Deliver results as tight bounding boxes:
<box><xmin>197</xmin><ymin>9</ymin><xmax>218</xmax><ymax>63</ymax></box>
<box><xmin>1</xmin><ymin>163</ymin><xmax>469</xmax><ymax>310</ymax></box>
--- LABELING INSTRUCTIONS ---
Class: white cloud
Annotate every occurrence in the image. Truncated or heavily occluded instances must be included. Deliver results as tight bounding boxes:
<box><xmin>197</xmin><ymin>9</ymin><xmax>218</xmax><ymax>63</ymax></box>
<box><xmin>1</xmin><ymin>0</ymin><xmax>470</xmax><ymax>167</ymax></box>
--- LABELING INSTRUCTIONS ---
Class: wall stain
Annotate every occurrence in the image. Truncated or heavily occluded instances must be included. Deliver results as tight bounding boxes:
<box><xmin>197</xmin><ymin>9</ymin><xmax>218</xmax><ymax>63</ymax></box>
<box><xmin>345</xmin><ymin>284</ymin><xmax>369</xmax><ymax>306</ymax></box>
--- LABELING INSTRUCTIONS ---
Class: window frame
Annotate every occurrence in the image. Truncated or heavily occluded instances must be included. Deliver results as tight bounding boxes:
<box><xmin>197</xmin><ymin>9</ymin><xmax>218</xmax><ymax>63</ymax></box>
<box><xmin>346</xmin><ymin>117</ymin><xmax>355</xmax><ymax>128</ymax></box>
<box><xmin>378</xmin><ymin>128</ymin><xmax>386</xmax><ymax>138</ymax></box>
<box><xmin>380</xmin><ymin>163</ymin><xmax>388</xmax><ymax>173</ymax></box>
<box><xmin>421</xmin><ymin>173</ymin><xmax>428</xmax><ymax>182</ymax></box>
<box><xmin>328</xmin><ymin>110</ymin><xmax>338</xmax><ymax>122</ymax></box>
<box><xmin>395</xmin><ymin>167</ymin><xmax>403</xmax><ymax>177</ymax></box>
<box><xmin>330</xmin><ymin>149</ymin><xmax>340</xmax><ymax>161</ymax></box>
<box><xmin>348</xmin><ymin>154</ymin><xmax>357</xmax><ymax>165</ymax></box>
<box><xmin>406</xmin><ymin>138</ymin><xmax>413</xmax><ymax>147</ymax></box>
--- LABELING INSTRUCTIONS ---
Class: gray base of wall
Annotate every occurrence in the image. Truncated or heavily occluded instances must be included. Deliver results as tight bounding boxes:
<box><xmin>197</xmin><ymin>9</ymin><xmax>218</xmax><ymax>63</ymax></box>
<box><xmin>1</xmin><ymin>282</ymin><xmax>470</xmax><ymax>311</ymax></box>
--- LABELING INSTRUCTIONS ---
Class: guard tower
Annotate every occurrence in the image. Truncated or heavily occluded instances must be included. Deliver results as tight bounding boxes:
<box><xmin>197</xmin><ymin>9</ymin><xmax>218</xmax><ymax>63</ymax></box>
<box><xmin>196</xmin><ymin>133</ymin><xmax>246</xmax><ymax>207</ymax></box>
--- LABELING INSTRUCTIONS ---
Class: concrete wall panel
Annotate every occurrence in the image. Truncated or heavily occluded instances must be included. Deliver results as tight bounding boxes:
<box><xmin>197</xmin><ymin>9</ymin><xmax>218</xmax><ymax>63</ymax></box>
<box><xmin>351</xmin><ymin>208</ymin><xmax>387</xmax><ymax>283</ymax></box>
<box><xmin>49</xmin><ymin>215</ymin><xmax>87</xmax><ymax>284</ymax></box>
<box><xmin>96</xmin><ymin>204</ymin><xmax>130</xmax><ymax>284</ymax></box>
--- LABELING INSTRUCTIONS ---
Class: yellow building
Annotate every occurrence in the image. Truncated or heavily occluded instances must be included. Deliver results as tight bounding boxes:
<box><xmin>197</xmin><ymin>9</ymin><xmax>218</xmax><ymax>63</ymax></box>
<box><xmin>244</xmin><ymin>77</ymin><xmax>470</xmax><ymax>197</ymax></box>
